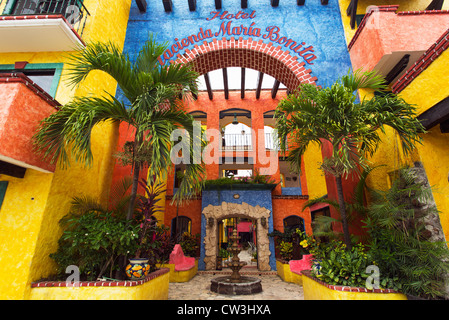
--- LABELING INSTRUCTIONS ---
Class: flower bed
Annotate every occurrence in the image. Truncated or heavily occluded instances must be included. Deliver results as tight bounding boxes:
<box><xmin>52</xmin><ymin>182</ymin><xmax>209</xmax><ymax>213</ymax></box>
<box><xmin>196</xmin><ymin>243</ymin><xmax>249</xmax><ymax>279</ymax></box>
<box><xmin>301</xmin><ymin>270</ymin><xmax>407</xmax><ymax>300</ymax></box>
<box><xmin>29</xmin><ymin>268</ymin><xmax>170</xmax><ymax>300</ymax></box>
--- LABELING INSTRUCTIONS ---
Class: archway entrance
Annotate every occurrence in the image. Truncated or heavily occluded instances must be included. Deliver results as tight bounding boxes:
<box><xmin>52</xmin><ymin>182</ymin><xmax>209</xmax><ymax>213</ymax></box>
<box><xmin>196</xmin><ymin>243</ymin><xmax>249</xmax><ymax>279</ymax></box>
<box><xmin>217</xmin><ymin>217</ymin><xmax>257</xmax><ymax>269</ymax></box>
<box><xmin>202</xmin><ymin>202</ymin><xmax>272</xmax><ymax>271</ymax></box>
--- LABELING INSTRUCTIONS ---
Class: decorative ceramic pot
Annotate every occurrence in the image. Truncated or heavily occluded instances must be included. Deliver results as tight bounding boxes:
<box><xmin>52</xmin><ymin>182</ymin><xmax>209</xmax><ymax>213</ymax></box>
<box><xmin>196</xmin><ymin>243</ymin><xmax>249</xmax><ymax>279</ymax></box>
<box><xmin>125</xmin><ymin>258</ymin><xmax>150</xmax><ymax>280</ymax></box>
<box><xmin>312</xmin><ymin>259</ymin><xmax>322</xmax><ymax>277</ymax></box>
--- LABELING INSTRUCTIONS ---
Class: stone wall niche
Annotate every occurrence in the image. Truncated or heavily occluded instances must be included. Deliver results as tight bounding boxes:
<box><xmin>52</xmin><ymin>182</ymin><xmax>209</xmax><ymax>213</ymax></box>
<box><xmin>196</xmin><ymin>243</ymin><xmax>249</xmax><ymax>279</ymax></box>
<box><xmin>202</xmin><ymin>201</ymin><xmax>272</xmax><ymax>271</ymax></box>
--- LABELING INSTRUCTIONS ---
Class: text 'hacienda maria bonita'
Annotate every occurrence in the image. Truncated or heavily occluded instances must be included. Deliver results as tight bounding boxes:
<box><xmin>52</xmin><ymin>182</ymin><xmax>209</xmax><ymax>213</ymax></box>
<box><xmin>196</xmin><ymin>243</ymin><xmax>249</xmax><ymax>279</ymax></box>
<box><xmin>157</xmin><ymin>10</ymin><xmax>317</xmax><ymax>66</ymax></box>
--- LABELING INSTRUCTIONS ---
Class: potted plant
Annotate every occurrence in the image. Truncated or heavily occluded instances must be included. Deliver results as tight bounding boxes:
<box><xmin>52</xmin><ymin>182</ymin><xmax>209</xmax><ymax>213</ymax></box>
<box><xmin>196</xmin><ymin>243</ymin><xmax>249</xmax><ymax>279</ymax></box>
<box><xmin>125</xmin><ymin>179</ymin><xmax>166</xmax><ymax>280</ymax></box>
<box><xmin>277</xmin><ymin>241</ymin><xmax>293</xmax><ymax>263</ymax></box>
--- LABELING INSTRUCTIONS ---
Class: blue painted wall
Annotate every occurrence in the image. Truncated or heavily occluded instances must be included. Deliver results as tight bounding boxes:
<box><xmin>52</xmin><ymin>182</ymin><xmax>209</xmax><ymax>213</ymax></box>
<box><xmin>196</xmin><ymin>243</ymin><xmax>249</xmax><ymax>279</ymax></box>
<box><xmin>123</xmin><ymin>0</ymin><xmax>352</xmax><ymax>88</ymax></box>
<box><xmin>121</xmin><ymin>0</ymin><xmax>353</xmax><ymax>271</ymax></box>
<box><xmin>200</xmin><ymin>188</ymin><xmax>276</xmax><ymax>270</ymax></box>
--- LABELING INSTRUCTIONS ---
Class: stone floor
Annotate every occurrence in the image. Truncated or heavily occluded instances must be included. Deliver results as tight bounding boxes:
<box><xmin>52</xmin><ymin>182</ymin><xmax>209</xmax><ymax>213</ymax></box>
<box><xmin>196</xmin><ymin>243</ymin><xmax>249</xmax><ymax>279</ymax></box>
<box><xmin>168</xmin><ymin>268</ymin><xmax>304</xmax><ymax>300</ymax></box>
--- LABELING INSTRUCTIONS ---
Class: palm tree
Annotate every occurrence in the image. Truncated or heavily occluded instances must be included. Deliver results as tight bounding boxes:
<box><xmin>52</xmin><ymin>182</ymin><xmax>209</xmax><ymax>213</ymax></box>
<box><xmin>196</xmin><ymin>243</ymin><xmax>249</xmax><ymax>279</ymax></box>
<box><xmin>275</xmin><ymin>69</ymin><xmax>424</xmax><ymax>249</ymax></box>
<box><xmin>34</xmin><ymin>36</ymin><xmax>205</xmax><ymax>221</ymax></box>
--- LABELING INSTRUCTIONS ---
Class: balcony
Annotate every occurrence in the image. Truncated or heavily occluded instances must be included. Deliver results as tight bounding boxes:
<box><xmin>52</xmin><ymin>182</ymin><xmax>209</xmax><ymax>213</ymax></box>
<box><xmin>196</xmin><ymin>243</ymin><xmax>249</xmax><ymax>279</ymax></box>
<box><xmin>0</xmin><ymin>73</ymin><xmax>60</xmax><ymax>175</ymax></box>
<box><xmin>348</xmin><ymin>5</ymin><xmax>449</xmax><ymax>85</ymax></box>
<box><xmin>220</xmin><ymin>133</ymin><xmax>281</xmax><ymax>151</ymax></box>
<box><xmin>221</xmin><ymin>133</ymin><xmax>252</xmax><ymax>151</ymax></box>
<box><xmin>0</xmin><ymin>0</ymin><xmax>89</xmax><ymax>53</ymax></box>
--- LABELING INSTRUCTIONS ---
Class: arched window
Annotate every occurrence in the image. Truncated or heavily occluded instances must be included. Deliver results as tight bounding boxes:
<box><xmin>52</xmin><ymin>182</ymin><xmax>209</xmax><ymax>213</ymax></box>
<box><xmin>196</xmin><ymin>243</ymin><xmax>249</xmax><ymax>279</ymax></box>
<box><xmin>283</xmin><ymin>215</ymin><xmax>305</xmax><ymax>233</ymax></box>
<box><xmin>171</xmin><ymin>216</ymin><xmax>192</xmax><ymax>239</ymax></box>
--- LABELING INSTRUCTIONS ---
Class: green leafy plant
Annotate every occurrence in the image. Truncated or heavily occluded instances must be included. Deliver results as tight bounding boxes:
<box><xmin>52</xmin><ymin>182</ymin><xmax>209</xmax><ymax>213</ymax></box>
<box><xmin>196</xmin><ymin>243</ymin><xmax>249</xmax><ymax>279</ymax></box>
<box><xmin>51</xmin><ymin>211</ymin><xmax>140</xmax><ymax>280</ymax></box>
<box><xmin>205</xmin><ymin>169</ymin><xmax>277</xmax><ymax>188</ymax></box>
<box><xmin>219</xmin><ymin>248</ymin><xmax>230</xmax><ymax>259</ymax></box>
<box><xmin>312</xmin><ymin>241</ymin><xmax>377</xmax><ymax>288</ymax></box>
<box><xmin>134</xmin><ymin>179</ymin><xmax>166</xmax><ymax>258</ymax></box>
<box><xmin>179</xmin><ymin>232</ymin><xmax>200</xmax><ymax>257</ymax></box>
<box><xmin>295</xmin><ymin>229</ymin><xmax>318</xmax><ymax>255</ymax></box>
<box><xmin>277</xmin><ymin>241</ymin><xmax>293</xmax><ymax>261</ymax></box>
<box><xmin>364</xmin><ymin>167</ymin><xmax>449</xmax><ymax>299</ymax></box>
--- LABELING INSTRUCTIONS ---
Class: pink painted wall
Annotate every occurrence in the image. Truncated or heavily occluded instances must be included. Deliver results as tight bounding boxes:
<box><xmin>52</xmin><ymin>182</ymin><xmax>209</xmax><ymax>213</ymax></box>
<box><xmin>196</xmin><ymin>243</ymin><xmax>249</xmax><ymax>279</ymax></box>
<box><xmin>349</xmin><ymin>9</ymin><xmax>449</xmax><ymax>72</ymax></box>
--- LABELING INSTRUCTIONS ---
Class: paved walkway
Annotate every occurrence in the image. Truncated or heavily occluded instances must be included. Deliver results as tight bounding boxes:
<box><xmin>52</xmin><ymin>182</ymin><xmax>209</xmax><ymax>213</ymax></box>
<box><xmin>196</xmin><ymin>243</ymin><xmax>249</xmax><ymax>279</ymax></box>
<box><xmin>168</xmin><ymin>270</ymin><xmax>304</xmax><ymax>300</ymax></box>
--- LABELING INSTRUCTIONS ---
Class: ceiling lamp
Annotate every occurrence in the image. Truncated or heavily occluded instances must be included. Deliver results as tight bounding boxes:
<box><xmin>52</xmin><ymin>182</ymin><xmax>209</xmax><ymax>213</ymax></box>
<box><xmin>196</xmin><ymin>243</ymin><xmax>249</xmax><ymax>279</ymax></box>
<box><xmin>232</xmin><ymin>113</ymin><xmax>239</xmax><ymax>125</ymax></box>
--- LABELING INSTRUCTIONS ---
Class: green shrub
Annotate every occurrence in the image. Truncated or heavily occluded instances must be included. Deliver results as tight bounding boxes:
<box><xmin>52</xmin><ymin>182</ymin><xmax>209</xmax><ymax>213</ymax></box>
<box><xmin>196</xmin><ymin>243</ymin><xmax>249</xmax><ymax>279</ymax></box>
<box><xmin>277</xmin><ymin>241</ymin><xmax>293</xmax><ymax>261</ymax></box>
<box><xmin>312</xmin><ymin>241</ymin><xmax>373</xmax><ymax>288</ymax></box>
<box><xmin>51</xmin><ymin>211</ymin><xmax>140</xmax><ymax>280</ymax></box>
<box><xmin>179</xmin><ymin>232</ymin><xmax>200</xmax><ymax>257</ymax></box>
<box><xmin>364</xmin><ymin>168</ymin><xmax>449</xmax><ymax>299</ymax></box>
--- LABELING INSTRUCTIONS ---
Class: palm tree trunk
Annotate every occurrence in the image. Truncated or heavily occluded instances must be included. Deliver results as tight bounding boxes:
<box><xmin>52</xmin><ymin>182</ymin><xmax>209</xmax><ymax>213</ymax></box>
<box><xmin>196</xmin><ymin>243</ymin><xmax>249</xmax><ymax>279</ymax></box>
<box><xmin>335</xmin><ymin>175</ymin><xmax>352</xmax><ymax>250</ymax></box>
<box><xmin>126</xmin><ymin>163</ymin><xmax>140</xmax><ymax>221</ymax></box>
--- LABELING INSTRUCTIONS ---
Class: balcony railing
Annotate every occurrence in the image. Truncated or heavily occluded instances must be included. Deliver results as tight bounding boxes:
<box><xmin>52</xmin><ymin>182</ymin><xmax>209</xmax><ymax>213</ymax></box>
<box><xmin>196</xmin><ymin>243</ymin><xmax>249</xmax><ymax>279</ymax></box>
<box><xmin>221</xmin><ymin>133</ymin><xmax>252</xmax><ymax>151</ymax></box>
<box><xmin>220</xmin><ymin>133</ymin><xmax>282</xmax><ymax>151</ymax></box>
<box><xmin>1</xmin><ymin>0</ymin><xmax>90</xmax><ymax>37</ymax></box>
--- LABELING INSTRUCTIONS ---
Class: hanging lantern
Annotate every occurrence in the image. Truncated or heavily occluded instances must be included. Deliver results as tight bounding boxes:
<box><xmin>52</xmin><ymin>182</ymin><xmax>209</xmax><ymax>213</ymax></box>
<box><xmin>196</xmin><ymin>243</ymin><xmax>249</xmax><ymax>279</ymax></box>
<box><xmin>232</xmin><ymin>113</ymin><xmax>238</xmax><ymax>125</ymax></box>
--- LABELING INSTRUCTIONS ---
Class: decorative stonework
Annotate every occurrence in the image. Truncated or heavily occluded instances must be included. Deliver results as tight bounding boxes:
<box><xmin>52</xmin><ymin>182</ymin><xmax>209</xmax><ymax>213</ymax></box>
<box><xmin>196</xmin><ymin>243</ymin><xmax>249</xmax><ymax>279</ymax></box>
<box><xmin>202</xmin><ymin>202</ymin><xmax>272</xmax><ymax>271</ymax></box>
<box><xmin>172</xmin><ymin>38</ymin><xmax>318</xmax><ymax>91</ymax></box>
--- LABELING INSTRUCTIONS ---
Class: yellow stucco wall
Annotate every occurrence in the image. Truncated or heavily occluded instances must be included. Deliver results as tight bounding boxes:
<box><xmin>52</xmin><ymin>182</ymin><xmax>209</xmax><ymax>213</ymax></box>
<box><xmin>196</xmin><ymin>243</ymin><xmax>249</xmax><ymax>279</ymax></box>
<box><xmin>302</xmin><ymin>273</ymin><xmax>407</xmax><ymax>300</ymax></box>
<box><xmin>29</xmin><ymin>270</ymin><xmax>170</xmax><ymax>300</ymax></box>
<box><xmin>394</xmin><ymin>48</ymin><xmax>449</xmax><ymax>241</ymax></box>
<box><xmin>276</xmin><ymin>260</ymin><xmax>303</xmax><ymax>285</ymax></box>
<box><xmin>303</xmin><ymin>143</ymin><xmax>327</xmax><ymax>200</ymax></box>
<box><xmin>0</xmin><ymin>170</ymin><xmax>53</xmax><ymax>299</ymax></box>
<box><xmin>0</xmin><ymin>0</ymin><xmax>132</xmax><ymax>299</ymax></box>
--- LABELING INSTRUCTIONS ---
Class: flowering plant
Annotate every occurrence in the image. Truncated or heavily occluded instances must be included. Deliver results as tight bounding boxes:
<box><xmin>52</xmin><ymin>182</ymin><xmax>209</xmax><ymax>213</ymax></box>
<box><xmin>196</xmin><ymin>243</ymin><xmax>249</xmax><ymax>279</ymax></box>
<box><xmin>296</xmin><ymin>229</ymin><xmax>318</xmax><ymax>255</ymax></box>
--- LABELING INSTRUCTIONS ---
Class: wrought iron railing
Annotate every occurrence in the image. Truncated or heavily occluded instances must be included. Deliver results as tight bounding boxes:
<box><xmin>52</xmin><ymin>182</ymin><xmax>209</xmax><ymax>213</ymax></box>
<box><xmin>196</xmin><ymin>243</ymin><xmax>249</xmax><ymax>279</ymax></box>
<box><xmin>221</xmin><ymin>134</ymin><xmax>252</xmax><ymax>151</ymax></box>
<box><xmin>220</xmin><ymin>133</ymin><xmax>283</xmax><ymax>151</ymax></box>
<box><xmin>0</xmin><ymin>0</ymin><xmax>90</xmax><ymax>37</ymax></box>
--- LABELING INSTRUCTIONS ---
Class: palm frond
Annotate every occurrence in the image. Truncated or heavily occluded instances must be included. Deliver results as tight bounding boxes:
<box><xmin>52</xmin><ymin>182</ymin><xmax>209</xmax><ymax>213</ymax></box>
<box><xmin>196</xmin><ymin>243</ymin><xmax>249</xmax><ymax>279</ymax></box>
<box><xmin>33</xmin><ymin>94</ymin><xmax>129</xmax><ymax>168</ymax></box>
<box><xmin>66</xmin><ymin>41</ymin><xmax>137</xmax><ymax>101</ymax></box>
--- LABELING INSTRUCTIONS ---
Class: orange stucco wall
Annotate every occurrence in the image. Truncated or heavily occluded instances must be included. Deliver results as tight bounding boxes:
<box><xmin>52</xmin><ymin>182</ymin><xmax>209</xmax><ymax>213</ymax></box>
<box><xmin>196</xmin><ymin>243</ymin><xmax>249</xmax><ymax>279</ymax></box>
<box><xmin>0</xmin><ymin>81</ymin><xmax>57</xmax><ymax>172</ymax></box>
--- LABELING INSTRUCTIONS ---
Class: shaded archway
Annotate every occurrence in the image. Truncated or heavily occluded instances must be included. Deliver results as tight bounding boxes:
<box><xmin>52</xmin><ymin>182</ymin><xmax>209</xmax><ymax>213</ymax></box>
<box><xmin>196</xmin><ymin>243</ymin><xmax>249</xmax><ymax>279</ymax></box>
<box><xmin>202</xmin><ymin>202</ymin><xmax>271</xmax><ymax>271</ymax></box>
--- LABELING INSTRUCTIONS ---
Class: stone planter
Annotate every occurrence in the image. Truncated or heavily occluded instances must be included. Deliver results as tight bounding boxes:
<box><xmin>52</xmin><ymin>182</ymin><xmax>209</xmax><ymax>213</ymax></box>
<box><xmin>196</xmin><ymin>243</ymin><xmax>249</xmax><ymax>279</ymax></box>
<box><xmin>301</xmin><ymin>270</ymin><xmax>407</xmax><ymax>300</ymax></box>
<box><xmin>29</xmin><ymin>268</ymin><xmax>170</xmax><ymax>300</ymax></box>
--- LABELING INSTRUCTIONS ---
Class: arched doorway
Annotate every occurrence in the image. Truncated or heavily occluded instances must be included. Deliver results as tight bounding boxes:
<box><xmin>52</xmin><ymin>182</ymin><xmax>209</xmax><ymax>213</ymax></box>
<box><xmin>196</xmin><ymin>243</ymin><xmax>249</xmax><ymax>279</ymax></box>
<box><xmin>202</xmin><ymin>201</ymin><xmax>272</xmax><ymax>271</ymax></box>
<box><xmin>217</xmin><ymin>217</ymin><xmax>257</xmax><ymax>269</ymax></box>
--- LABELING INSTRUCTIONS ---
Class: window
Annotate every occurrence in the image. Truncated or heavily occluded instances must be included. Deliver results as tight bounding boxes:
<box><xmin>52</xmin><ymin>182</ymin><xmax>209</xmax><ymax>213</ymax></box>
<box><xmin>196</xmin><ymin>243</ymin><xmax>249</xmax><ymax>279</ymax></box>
<box><xmin>0</xmin><ymin>181</ymin><xmax>8</xmax><ymax>211</ymax></box>
<box><xmin>171</xmin><ymin>216</ymin><xmax>192</xmax><ymax>239</ymax></box>
<box><xmin>283</xmin><ymin>215</ymin><xmax>305</xmax><ymax>233</ymax></box>
<box><xmin>0</xmin><ymin>63</ymin><xmax>63</xmax><ymax>98</ymax></box>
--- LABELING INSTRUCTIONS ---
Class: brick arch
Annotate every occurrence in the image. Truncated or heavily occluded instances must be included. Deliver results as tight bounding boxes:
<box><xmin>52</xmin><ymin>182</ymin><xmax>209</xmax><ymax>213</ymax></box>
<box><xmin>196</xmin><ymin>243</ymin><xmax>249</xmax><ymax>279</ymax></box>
<box><xmin>172</xmin><ymin>37</ymin><xmax>317</xmax><ymax>91</ymax></box>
